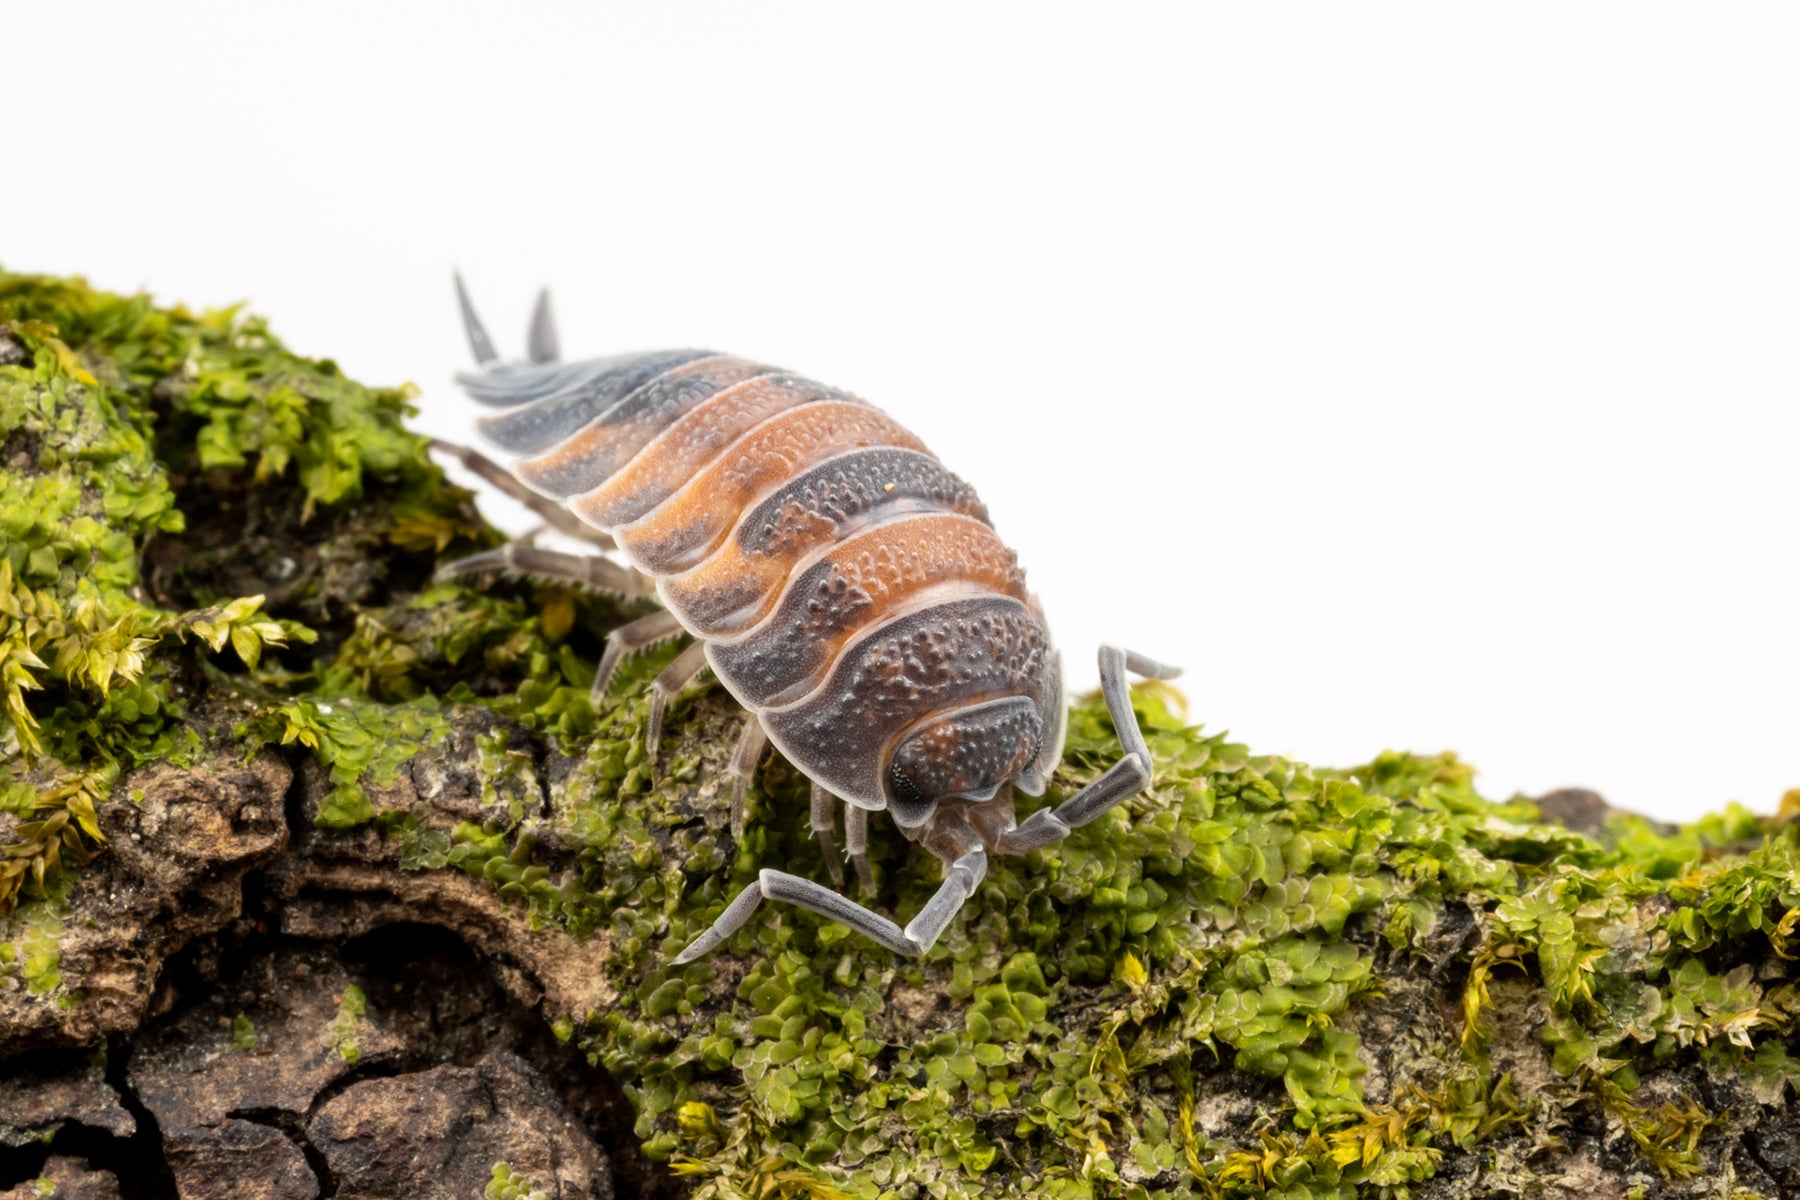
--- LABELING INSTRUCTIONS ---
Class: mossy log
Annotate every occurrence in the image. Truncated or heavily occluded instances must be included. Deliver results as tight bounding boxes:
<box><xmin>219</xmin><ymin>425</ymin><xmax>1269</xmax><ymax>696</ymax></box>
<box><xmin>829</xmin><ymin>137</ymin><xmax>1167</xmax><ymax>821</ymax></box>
<box><xmin>1</xmin><ymin>271</ymin><xmax>1798</xmax><ymax>1200</ymax></box>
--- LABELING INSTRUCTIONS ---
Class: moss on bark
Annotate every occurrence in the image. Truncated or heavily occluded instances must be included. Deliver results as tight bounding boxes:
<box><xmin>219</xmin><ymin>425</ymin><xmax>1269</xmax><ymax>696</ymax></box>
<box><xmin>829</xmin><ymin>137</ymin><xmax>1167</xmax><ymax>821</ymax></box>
<box><xmin>1</xmin><ymin>270</ymin><xmax>1798</xmax><ymax>1199</ymax></box>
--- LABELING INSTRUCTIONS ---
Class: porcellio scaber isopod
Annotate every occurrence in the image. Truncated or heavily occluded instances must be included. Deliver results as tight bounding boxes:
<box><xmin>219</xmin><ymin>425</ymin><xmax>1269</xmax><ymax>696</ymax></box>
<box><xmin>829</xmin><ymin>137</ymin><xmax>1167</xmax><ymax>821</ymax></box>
<box><xmin>436</xmin><ymin>277</ymin><xmax>1180</xmax><ymax>961</ymax></box>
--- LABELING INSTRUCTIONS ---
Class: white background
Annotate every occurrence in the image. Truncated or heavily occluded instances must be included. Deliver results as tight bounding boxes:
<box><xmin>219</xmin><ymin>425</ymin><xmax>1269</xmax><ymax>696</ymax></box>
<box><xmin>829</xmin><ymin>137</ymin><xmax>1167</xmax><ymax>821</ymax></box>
<box><xmin>6</xmin><ymin>4</ymin><xmax>1796</xmax><ymax>822</ymax></box>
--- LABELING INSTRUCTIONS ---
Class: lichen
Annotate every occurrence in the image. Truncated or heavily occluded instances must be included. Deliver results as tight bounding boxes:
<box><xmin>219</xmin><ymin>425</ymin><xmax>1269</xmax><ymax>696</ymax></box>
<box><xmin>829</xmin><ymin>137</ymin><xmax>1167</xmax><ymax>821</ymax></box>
<box><xmin>4</xmin><ymin>269</ymin><xmax>1798</xmax><ymax>1199</ymax></box>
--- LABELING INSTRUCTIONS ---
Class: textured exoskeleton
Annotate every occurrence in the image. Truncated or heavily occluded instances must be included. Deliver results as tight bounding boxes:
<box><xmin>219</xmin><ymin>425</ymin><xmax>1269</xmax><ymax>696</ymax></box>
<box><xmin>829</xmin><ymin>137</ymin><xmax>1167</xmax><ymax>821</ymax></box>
<box><xmin>439</xmin><ymin>277</ymin><xmax>1179</xmax><ymax>960</ymax></box>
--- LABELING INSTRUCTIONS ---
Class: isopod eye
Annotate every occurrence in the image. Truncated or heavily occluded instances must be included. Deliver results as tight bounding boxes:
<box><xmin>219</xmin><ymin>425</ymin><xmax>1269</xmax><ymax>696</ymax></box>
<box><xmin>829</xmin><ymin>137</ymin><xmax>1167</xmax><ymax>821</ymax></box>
<box><xmin>887</xmin><ymin>762</ymin><xmax>936</xmax><ymax>829</ymax></box>
<box><xmin>889</xmin><ymin>763</ymin><xmax>923</xmax><ymax>807</ymax></box>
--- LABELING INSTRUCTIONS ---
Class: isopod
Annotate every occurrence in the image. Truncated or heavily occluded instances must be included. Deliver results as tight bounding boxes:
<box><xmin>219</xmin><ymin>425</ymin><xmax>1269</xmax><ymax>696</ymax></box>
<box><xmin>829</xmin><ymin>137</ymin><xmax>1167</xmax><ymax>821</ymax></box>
<box><xmin>436</xmin><ymin>277</ymin><xmax>1179</xmax><ymax>961</ymax></box>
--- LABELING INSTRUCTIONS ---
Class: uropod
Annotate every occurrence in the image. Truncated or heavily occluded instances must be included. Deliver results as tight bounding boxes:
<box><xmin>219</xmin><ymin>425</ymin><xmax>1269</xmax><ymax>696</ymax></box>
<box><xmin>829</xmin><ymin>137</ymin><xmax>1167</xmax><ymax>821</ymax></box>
<box><xmin>436</xmin><ymin>278</ymin><xmax>1180</xmax><ymax>961</ymax></box>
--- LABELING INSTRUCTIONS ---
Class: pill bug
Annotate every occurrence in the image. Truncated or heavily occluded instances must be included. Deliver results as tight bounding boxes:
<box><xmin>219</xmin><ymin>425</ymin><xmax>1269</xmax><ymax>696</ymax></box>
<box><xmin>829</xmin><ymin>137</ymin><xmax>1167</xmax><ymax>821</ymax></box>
<box><xmin>436</xmin><ymin>278</ymin><xmax>1179</xmax><ymax>961</ymax></box>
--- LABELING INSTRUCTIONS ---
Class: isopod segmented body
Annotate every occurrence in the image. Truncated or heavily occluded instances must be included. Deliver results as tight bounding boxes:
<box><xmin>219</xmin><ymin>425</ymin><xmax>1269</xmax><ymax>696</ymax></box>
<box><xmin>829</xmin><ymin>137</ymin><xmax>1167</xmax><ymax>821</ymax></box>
<box><xmin>438</xmin><ymin>278</ymin><xmax>1179</xmax><ymax>961</ymax></box>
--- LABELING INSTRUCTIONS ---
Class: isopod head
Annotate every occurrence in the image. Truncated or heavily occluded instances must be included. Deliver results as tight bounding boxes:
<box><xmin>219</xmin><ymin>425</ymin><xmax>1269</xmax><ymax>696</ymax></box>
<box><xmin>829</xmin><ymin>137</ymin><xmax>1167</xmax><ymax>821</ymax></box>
<box><xmin>884</xmin><ymin>645</ymin><xmax>1068</xmax><ymax>829</ymax></box>
<box><xmin>886</xmin><ymin>697</ymin><xmax>1042</xmax><ymax>826</ymax></box>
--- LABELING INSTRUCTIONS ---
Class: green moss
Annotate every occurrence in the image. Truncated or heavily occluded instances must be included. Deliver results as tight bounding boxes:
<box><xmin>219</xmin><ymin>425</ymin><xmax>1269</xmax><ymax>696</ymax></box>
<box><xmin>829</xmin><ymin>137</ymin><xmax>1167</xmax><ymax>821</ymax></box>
<box><xmin>485</xmin><ymin>1162</ymin><xmax>551</xmax><ymax>1200</ymax></box>
<box><xmin>326</xmin><ymin>983</ymin><xmax>367</xmax><ymax>1065</ymax></box>
<box><xmin>232</xmin><ymin>1012</ymin><xmax>259</xmax><ymax>1053</ymax></box>
<box><xmin>240</xmin><ymin>693</ymin><xmax>450</xmax><ymax>829</ymax></box>
<box><xmin>0</xmin><ymin>268</ymin><xmax>489</xmax><ymax>914</ymax></box>
<box><xmin>14</xmin><ymin>900</ymin><xmax>65</xmax><ymax>995</ymax></box>
<box><xmin>460</xmin><ymin>673</ymin><xmax>1789</xmax><ymax>1198</ymax></box>
<box><xmin>7</xmin><ymin>269</ymin><xmax>1800</xmax><ymax>1197</ymax></box>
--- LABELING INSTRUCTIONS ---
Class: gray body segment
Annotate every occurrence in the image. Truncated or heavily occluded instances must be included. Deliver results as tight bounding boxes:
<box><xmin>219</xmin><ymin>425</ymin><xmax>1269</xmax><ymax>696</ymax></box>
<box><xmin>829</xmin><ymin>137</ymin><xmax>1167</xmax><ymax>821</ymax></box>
<box><xmin>475</xmin><ymin>348</ymin><xmax>717</xmax><ymax>454</ymax></box>
<box><xmin>514</xmin><ymin>356</ymin><xmax>774</xmax><ymax>497</ymax></box>
<box><xmin>457</xmin><ymin>354</ymin><xmax>635</xmax><ymax>407</ymax></box>
<box><xmin>732</xmin><ymin>446</ymin><xmax>989</xmax><ymax>558</ymax></box>
<box><xmin>697</xmin><ymin>529</ymin><xmax>975</xmax><ymax>706</ymax></box>
<box><xmin>570</xmin><ymin>375</ymin><xmax>867</xmax><ymax>529</ymax></box>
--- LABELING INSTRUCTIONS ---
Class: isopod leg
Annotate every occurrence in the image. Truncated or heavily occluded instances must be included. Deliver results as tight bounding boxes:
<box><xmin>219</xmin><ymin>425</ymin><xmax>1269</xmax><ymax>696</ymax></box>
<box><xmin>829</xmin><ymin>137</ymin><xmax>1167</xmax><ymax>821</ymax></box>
<box><xmin>810</xmin><ymin>780</ymin><xmax>844</xmax><ymax>888</ymax></box>
<box><xmin>726</xmin><ymin>716</ymin><xmax>768</xmax><ymax>840</ymax></box>
<box><xmin>428</xmin><ymin>438</ymin><xmax>615</xmax><ymax>548</ymax></box>
<box><xmin>994</xmin><ymin>644</ymin><xmax>1182</xmax><ymax>855</ymax></box>
<box><xmin>670</xmin><ymin>849</ymin><xmax>988</xmax><ymax>963</ymax></box>
<box><xmin>844</xmin><ymin>805</ymin><xmax>875</xmax><ymax>894</ymax></box>
<box><xmin>435</xmin><ymin>542</ymin><xmax>654</xmax><ymax>598</ymax></box>
<box><xmin>593</xmin><ymin>610</ymin><xmax>686</xmax><ymax>698</ymax></box>
<box><xmin>647</xmin><ymin>641</ymin><xmax>711</xmax><ymax>763</ymax></box>
<box><xmin>900</xmin><ymin>849</ymin><xmax>987</xmax><ymax>952</ymax></box>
